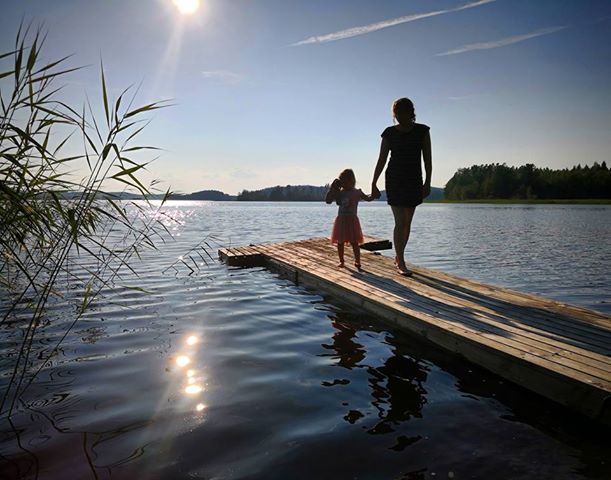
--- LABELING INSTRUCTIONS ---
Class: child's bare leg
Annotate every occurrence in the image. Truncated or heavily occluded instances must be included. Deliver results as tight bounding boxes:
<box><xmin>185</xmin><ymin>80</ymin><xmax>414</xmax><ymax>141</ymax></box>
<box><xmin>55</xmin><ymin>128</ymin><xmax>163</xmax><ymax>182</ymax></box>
<box><xmin>351</xmin><ymin>242</ymin><xmax>361</xmax><ymax>269</ymax></box>
<box><xmin>337</xmin><ymin>243</ymin><xmax>345</xmax><ymax>267</ymax></box>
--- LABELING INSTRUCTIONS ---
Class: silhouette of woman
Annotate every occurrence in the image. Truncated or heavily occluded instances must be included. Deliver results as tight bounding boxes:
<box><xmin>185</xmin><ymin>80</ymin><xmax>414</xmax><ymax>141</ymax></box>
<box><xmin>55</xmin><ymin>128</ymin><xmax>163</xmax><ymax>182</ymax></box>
<box><xmin>371</xmin><ymin>98</ymin><xmax>432</xmax><ymax>276</ymax></box>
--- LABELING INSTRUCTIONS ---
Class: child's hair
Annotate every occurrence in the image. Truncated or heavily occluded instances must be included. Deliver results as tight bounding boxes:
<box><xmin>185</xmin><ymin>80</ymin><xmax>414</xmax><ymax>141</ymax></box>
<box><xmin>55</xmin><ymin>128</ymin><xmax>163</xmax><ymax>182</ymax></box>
<box><xmin>338</xmin><ymin>169</ymin><xmax>356</xmax><ymax>189</ymax></box>
<box><xmin>392</xmin><ymin>97</ymin><xmax>416</xmax><ymax>126</ymax></box>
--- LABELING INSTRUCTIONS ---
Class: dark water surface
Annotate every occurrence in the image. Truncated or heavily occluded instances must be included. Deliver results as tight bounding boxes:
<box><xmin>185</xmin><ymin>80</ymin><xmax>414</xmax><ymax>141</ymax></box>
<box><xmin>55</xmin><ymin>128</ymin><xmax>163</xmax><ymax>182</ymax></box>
<box><xmin>1</xmin><ymin>202</ymin><xmax>610</xmax><ymax>479</ymax></box>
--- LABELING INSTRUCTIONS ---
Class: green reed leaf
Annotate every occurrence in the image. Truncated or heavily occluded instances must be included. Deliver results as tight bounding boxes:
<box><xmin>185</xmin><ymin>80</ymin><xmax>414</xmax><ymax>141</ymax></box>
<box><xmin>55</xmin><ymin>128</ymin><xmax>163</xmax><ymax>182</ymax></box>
<box><xmin>100</xmin><ymin>60</ymin><xmax>110</xmax><ymax>127</ymax></box>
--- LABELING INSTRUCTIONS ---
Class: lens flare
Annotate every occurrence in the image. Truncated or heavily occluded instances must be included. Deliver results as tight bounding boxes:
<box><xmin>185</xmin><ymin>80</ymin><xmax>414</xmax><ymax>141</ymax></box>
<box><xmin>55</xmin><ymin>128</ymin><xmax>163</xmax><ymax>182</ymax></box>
<box><xmin>186</xmin><ymin>369</ymin><xmax>195</xmax><ymax>377</ymax></box>
<box><xmin>173</xmin><ymin>0</ymin><xmax>199</xmax><ymax>15</ymax></box>
<box><xmin>196</xmin><ymin>403</ymin><xmax>206</xmax><ymax>412</ymax></box>
<box><xmin>186</xmin><ymin>335</ymin><xmax>198</xmax><ymax>346</ymax></box>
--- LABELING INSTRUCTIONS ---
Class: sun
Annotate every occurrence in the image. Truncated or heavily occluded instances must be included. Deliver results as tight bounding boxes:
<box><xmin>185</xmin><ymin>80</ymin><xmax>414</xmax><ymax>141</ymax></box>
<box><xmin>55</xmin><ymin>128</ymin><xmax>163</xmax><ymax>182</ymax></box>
<box><xmin>173</xmin><ymin>0</ymin><xmax>200</xmax><ymax>15</ymax></box>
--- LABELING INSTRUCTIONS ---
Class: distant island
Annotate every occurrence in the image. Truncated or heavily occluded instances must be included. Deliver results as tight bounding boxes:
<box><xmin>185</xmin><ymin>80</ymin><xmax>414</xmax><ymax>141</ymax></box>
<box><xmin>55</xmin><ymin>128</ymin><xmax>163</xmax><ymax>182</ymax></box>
<box><xmin>445</xmin><ymin>162</ymin><xmax>610</xmax><ymax>201</ymax></box>
<box><xmin>170</xmin><ymin>189</ymin><xmax>236</xmax><ymax>201</ymax></box>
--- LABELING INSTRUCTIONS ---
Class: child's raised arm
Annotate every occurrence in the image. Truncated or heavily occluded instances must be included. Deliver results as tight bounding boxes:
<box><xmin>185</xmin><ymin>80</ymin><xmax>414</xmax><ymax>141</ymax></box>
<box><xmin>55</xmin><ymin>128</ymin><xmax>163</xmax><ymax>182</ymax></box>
<box><xmin>325</xmin><ymin>179</ymin><xmax>341</xmax><ymax>204</ymax></box>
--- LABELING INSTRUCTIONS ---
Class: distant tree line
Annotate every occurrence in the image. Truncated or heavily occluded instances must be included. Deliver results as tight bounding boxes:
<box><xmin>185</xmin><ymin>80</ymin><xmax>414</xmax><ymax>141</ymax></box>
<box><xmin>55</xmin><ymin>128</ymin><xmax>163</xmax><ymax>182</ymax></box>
<box><xmin>237</xmin><ymin>184</ymin><xmax>445</xmax><ymax>202</ymax></box>
<box><xmin>171</xmin><ymin>189</ymin><xmax>235</xmax><ymax>201</ymax></box>
<box><xmin>237</xmin><ymin>185</ymin><xmax>328</xmax><ymax>201</ymax></box>
<box><xmin>444</xmin><ymin>162</ymin><xmax>611</xmax><ymax>200</ymax></box>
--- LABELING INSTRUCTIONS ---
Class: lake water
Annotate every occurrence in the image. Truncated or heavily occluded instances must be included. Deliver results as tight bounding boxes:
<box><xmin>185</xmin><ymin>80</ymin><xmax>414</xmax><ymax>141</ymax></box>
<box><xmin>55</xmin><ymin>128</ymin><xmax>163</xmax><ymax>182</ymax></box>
<box><xmin>1</xmin><ymin>202</ymin><xmax>610</xmax><ymax>479</ymax></box>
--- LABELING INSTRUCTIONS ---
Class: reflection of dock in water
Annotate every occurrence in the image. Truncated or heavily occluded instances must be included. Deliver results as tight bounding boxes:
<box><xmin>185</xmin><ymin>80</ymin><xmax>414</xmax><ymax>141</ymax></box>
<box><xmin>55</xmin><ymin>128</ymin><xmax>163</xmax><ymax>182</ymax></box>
<box><xmin>219</xmin><ymin>237</ymin><xmax>611</xmax><ymax>425</ymax></box>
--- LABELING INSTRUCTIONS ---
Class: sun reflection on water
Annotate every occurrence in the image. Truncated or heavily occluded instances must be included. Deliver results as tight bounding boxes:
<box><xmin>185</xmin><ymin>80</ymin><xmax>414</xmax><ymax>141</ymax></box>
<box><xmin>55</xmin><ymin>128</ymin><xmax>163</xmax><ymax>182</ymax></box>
<box><xmin>185</xmin><ymin>384</ymin><xmax>203</xmax><ymax>395</ymax></box>
<box><xmin>174</xmin><ymin>334</ymin><xmax>207</xmax><ymax>413</ymax></box>
<box><xmin>176</xmin><ymin>355</ymin><xmax>190</xmax><ymax>367</ymax></box>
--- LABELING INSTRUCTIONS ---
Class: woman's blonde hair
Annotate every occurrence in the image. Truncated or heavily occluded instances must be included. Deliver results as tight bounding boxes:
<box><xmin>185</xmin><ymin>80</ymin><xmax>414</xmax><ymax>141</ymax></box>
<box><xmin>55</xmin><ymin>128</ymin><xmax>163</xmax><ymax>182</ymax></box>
<box><xmin>392</xmin><ymin>97</ymin><xmax>416</xmax><ymax>126</ymax></box>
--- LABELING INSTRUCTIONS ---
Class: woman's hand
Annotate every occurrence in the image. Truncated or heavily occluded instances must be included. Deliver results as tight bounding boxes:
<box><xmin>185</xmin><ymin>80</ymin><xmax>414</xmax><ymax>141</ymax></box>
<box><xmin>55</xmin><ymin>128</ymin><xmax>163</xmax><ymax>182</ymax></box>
<box><xmin>371</xmin><ymin>184</ymin><xmax>381</xmax><ymax>199</ymax></box>
<box><xmin>422</xmin><ymin>183</ymin><xmax>431</xmax><ymax>199</ymax></box>
<box><xmin>331</xmin><ymin>178</ymin><xmax>342</xmax><ymax>190</ymax></box>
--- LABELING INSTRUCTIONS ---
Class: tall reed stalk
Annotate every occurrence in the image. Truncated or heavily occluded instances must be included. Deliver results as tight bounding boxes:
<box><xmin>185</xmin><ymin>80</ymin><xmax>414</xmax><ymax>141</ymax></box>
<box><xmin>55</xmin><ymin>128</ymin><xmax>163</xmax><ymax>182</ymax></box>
<box><xmin>0</xmin><ymin>24</ymin><xmax>172</xmax><ymax>416</ymax></box>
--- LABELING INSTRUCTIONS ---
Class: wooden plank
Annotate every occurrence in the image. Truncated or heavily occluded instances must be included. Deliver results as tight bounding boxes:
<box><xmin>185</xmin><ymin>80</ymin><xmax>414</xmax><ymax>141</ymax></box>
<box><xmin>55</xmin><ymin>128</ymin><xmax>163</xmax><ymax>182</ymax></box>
<box><xmin>411</xmin><ymin>262</ymin><xmax>610</xmax><ymax>328</ymax></box>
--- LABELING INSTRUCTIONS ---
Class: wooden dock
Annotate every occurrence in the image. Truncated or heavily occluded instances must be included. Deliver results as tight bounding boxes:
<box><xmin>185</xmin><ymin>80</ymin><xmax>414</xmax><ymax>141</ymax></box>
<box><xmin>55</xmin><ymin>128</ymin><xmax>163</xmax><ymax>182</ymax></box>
<box><xmin>219</xmin><ymin>237</ymin><xmax>611</xmax><ymax>425</ymax></box>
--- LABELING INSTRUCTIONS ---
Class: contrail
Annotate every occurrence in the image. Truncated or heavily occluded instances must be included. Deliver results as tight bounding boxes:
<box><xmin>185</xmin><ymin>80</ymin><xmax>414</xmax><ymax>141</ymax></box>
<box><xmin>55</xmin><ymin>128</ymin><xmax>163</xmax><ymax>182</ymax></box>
<box><xmin>289</xmin><ymin>0</ymin><xmax>495</xmax><ymax>47</ymax></box>
<box><xmin>436</xmin><ymin>25</ymin><xmax>568</xmax><ymax>56</ymax></box>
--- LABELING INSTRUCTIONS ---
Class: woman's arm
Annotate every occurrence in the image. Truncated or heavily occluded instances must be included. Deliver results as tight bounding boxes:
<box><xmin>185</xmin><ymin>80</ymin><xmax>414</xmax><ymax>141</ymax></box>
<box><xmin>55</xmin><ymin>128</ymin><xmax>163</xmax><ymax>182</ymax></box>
<box><xmin>371</xmin><ymin>138</ymin><xmax>390</xmax><ymax>197</ymax></box>
<box><xmin>422</xmin><ymin>131</ymin><xmax>432</xmax><ymax>198</ymax></box>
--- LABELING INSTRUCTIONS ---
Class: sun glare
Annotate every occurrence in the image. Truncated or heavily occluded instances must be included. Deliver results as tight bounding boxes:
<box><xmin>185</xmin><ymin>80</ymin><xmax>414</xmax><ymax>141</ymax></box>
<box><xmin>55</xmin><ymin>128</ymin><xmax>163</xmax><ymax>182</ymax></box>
<box><xmin>173</xmin><ymin>0</ymin><xmax>200</xmax><ymax>15</ymax></box>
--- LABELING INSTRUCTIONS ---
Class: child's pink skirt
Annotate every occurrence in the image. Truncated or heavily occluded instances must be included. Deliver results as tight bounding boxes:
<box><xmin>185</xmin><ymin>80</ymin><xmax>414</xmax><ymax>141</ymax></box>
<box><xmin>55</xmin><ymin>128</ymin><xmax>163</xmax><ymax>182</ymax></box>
<box><xmin>331</xmin><ymin>214</ymin><xmax>364</xmax><ymax>245</ymax></box>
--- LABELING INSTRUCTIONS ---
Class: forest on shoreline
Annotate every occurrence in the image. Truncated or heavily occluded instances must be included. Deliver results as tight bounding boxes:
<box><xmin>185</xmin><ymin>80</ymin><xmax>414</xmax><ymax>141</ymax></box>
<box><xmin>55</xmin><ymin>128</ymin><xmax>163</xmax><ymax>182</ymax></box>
<box><xmin>444</xmin><ymin>162</ymin><xmax>610</xmax><ymax>200</ymax></box>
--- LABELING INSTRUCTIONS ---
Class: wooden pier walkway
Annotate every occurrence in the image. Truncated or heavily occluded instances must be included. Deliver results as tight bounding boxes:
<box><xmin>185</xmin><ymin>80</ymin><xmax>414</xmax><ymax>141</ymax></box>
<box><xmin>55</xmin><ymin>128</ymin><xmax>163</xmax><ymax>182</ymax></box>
<box><xmin>219</xmin><ymin>237</ymin><xmax>611</xmax><ymax>425</ymax></box>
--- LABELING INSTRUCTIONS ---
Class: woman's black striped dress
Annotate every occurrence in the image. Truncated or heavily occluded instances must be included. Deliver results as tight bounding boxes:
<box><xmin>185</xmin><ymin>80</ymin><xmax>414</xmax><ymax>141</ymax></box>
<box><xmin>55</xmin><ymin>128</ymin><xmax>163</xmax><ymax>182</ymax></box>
<box><xmin>382</xmin><ymin>123</ymin><xmax>430</xmax><ymax>207</ymax></box>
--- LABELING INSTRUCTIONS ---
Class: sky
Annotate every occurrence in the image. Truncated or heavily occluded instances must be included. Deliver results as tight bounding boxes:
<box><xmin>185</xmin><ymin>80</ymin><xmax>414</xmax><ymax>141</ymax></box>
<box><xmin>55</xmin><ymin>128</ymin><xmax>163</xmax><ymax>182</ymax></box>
<box><xmin>1</xmin><ymin>0</ymin><xmax>610</xmax><ymax>194</ymax></box>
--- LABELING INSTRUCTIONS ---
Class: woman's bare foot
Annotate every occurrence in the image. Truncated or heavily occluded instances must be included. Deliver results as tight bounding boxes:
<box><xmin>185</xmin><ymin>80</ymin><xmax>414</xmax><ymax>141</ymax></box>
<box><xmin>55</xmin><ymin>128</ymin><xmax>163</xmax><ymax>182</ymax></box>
<box><xmin>395</xmin><ymin>259</ymin><xmax>411</xmax><ymax>276</ymax></box>
<box><xmin>394</xmin><ymin>256</ymin><xmax>412</xmax><ymax>276</ymax></box>
<box><xmin>337</xmin><ymin>262</ymin><xmax>345</xmax><ymax>268</ymax></box>
<box><xmin>354</xmin><ymin>262</ymin><xmax>362</xmax><ymax>271</ymax></box>
<box><xmin>397</xmin><ymin>264</ymin><xmax>412</xmax><ymax>276</ymax></box>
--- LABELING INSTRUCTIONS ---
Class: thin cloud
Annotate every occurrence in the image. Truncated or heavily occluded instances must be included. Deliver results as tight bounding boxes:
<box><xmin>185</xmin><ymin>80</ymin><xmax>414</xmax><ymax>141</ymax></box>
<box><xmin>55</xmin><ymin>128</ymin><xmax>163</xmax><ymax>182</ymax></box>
<box><xmin>289</xmin><ymin>0</ymin><xmax>495</xmax><ymax>47</ymax></box>
<box><xmin>436</xmin><ymin>25</ymin><xmax>568</xmax><ymax>56</ymax></box>
<box><xmin>202</xmin><ymin>70</ymin><xmax>242</xmax><ymax>84</ymax></box>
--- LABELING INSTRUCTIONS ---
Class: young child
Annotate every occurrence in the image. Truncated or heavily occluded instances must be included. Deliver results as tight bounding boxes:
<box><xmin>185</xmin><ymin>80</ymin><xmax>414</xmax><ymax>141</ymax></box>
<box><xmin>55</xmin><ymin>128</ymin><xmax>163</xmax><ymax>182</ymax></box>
<box><xmin>325</xmin><ymin>169</ymin><xmax>375</xmax><ymax>270</ymax></box>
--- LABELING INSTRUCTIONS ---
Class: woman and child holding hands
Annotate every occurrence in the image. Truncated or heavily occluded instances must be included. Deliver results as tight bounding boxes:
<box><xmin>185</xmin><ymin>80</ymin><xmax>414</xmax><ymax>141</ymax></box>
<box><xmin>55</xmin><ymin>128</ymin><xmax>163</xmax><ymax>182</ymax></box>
<box><xmin>326</xmin><ymin>97</ymin><xmax>432</xmax><ymax>275</ymax></box>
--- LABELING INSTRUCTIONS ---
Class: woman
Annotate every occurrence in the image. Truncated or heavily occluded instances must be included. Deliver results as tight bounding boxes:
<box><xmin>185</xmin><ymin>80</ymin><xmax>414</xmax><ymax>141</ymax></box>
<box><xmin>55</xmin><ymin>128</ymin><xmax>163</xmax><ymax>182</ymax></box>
<box><xmin>371</xmin><ymin>98</ymin><xmax>432</xmax><ymax>276</ymax></box>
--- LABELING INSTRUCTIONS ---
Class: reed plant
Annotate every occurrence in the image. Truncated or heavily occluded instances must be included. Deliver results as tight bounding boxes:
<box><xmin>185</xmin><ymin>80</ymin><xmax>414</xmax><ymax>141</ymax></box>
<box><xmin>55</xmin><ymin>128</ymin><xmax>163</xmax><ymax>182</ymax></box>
<box><xmin>0</xmin><ymin>24</ymin><xmax>173</xmax><ymax>416</ymax></box>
